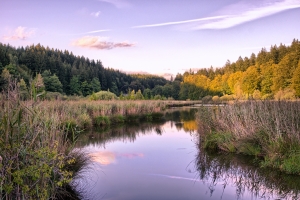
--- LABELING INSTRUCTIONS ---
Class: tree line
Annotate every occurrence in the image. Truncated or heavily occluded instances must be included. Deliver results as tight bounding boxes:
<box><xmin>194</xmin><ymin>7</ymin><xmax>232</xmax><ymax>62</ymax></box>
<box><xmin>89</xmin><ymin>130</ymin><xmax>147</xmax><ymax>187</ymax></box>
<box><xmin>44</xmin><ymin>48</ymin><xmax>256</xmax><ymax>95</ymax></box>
<box><xmin>1</xmin><ymin>38</ymin><xmax>300</xmax><ymax>101</ymax></box>
<box><xmin>179</xmin><ymin>38</ymin><xmax>300</xmax><ymax>100</ymax></box>
<box><xmin>0</xmin><ymin>43</ymin><xmax>168</xmax><ymax>98</ymax></box>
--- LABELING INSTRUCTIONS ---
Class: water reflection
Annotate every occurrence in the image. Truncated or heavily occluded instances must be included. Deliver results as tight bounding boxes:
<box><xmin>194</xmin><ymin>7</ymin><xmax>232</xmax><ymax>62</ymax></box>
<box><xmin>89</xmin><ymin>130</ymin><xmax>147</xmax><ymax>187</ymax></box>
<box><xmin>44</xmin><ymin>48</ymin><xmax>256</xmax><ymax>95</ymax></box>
<box><xmin>76</xmin><ymin>107</ymin><xmax>198</xmax><ymax>147</ymax></box>
<box><xmin>195</xmin><ymin>148</ymin><xmax>300</xmax><ymax>200</ymax></box>
<box><xmin>75</xmin><ymin>107</ymin><xmax>300</xmax><ymax>200</ymax></box>
<box><xmin>90</xmin><ymin>151</ymin><xmax>144</xmax><ymax>165</ymax></box>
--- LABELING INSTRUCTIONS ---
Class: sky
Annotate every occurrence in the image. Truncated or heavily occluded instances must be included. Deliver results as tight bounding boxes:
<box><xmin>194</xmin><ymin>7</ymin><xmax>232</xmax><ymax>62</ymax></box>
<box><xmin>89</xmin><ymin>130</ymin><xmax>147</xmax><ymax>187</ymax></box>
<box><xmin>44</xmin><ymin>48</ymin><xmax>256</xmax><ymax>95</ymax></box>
<box><xmin>1</xmin><ymin>0</ymin><xmax>300</xmax><ymax>79</ymax></box>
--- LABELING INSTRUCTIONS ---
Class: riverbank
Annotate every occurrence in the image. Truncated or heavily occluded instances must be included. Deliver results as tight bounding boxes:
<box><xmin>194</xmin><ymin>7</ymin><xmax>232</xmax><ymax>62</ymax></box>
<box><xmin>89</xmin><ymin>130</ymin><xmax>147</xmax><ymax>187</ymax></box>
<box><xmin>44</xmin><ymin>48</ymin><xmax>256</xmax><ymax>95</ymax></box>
<box><xmin>0</xmin><ymin>82</ymin><xmax>200</xmax><ymax>199</ymax></box>
<box><xmin>197</xmin><ymin>100</ymin><xmax>300</xmax><ymax>175</ymax></box>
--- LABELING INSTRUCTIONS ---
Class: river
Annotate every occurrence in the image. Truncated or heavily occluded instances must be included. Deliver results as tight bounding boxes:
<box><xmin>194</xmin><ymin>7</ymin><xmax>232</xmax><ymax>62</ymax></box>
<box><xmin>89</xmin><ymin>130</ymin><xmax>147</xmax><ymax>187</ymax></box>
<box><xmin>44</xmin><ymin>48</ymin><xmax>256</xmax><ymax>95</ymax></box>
<box><xmin>74</xmin><ymin>107</ymin><xmax>300</xmax><ymax>200</ymax></box>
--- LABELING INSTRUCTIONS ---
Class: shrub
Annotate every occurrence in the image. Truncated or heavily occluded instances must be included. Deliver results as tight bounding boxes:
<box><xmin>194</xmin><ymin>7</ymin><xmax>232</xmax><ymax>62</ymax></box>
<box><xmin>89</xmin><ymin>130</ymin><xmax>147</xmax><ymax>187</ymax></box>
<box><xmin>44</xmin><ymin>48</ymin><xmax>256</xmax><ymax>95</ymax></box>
<box><xmin>94</xmin><ymin>116</ymin><xmax>110</xmax><ymax>126</ymax></box>
<box><xmin>274</xmin><ymin>88</ymin><xmax>296</xmax><ymax>100</ymax></box>
<box><xmin>202</xmin><ymin>95</ymin><xmax>212</xmax><ymax>104</ymax></box>
<box><xmin>89</xmin><ymin>91</ymin><xmax>118</xmax><ymax>100</ymax></box>
<box><xmin>220</xmin><ymin>94</ymin><xmax>235</xmax><ymax>102</ymax></box>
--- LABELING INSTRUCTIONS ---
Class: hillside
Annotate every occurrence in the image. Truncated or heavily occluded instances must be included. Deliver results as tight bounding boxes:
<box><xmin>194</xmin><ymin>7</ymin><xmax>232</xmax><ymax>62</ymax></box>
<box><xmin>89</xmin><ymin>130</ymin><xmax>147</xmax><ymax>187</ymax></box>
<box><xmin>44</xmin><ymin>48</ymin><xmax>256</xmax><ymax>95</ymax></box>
<box><xmin>0</xmin><ymin>43</ymin><xmax>168</xmax><ymax>96</ymax></box>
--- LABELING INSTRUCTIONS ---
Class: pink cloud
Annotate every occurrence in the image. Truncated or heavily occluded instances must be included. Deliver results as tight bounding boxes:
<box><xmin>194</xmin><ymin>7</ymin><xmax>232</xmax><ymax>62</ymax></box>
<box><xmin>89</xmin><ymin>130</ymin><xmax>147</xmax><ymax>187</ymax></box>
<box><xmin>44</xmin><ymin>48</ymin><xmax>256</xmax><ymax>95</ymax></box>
<box><xmin>3</xmin><ymin>26</ymin><xmax>36</xmax><ymax>41</ymax></box>
<box><xmin>91</xmin><ymin>11</ymin><xmax>101</xmax><ymax>17</ymax></box>
<box><xmin>72</xmin><ymin>36</ymin><xmax>135</xmax><ymax>50</ymax></box>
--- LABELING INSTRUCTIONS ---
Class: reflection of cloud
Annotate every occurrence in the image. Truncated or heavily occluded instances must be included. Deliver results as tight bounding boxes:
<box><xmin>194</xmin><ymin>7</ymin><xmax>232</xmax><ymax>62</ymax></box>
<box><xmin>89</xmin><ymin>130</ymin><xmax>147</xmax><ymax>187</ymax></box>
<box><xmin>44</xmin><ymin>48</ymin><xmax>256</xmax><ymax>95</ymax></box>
<box><xmin>119</xmin><ymin>153</ymin><xmax>144</xmax><ymax>158</ymax></box>
<box><xmin>3</xmin><ymin>26</ymin><xmax>36</xmax><ymax>41</ymax></box>
<box><xmin>149</xmin><ymin>173</ymin><xmax>200</xmax><ymax>182</ymax></box>
<box><xmin>72</xmin><ymin>36</ymin><xmax>135</xmax><ymax>50</ymax></box>
<box><xmin>133</xmin><ymin>0</ymin><xmax>300</xmax><ymax>30</ymax></box>
<box><xmin>91</xmin><ymin>11</ymin><xmax>101</xmax><ymax>17</ymax></box>
<box><xmin>90</xmin><ymin>151</ymin><xmax>116</xmax><ymax>165</ymax></box>
<box><xmin>90</xmin><ymin>151</ymin><xmax>144</xmax><ymax>165</ymax></box>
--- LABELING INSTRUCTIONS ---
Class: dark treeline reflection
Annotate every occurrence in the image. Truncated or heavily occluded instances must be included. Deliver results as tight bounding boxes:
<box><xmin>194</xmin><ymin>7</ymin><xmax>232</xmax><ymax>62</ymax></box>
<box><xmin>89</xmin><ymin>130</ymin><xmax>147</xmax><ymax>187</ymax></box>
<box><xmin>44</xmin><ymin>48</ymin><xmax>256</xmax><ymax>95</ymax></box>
<box><xmin>76</xmin><ymin>107</ymin><xmax>198</xmax><ymax>147</ymax></box>
<box><xmin>195</xmin><ymin>147</ymin><xmax>300</xmax><ymax>200</ymax></box>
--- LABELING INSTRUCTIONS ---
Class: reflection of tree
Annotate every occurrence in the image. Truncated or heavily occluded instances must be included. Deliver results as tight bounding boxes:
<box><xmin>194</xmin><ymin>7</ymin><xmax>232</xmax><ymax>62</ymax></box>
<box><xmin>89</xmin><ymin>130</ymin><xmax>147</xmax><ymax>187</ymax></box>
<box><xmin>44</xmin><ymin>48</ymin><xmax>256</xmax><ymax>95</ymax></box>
<box><xmin>195</xmin><ymin>146</ymin><xmax>300</xmax><ymax>199</ymax></box>
<box><xmin>77</xmin><ymin>107</ymin><xmax>199</xmax><ymax>147</ymax></box>
<box><xmin>76</xmin><ymin>122</ymin><xmax>164</xmax><ymax>147</ymax></box>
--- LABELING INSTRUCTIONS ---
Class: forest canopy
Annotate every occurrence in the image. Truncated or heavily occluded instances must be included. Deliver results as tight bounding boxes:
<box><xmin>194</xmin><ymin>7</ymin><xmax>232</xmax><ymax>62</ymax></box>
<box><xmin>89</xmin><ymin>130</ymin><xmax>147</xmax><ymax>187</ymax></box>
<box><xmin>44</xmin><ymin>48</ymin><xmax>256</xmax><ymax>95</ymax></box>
<box><xmin>1</xmin><ymin>38</ymin><xmax>300</xmax><ymax>100</ymax></box>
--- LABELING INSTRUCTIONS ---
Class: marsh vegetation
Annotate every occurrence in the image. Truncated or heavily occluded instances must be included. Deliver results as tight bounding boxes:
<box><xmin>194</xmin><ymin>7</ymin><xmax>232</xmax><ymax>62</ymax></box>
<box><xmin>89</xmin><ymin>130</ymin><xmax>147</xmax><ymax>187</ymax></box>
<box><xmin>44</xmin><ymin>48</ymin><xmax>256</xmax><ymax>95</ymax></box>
<box><xmin>197</xmin><ymin>100</ymin><xmax>300</xmax><ymax>174</ymax></box>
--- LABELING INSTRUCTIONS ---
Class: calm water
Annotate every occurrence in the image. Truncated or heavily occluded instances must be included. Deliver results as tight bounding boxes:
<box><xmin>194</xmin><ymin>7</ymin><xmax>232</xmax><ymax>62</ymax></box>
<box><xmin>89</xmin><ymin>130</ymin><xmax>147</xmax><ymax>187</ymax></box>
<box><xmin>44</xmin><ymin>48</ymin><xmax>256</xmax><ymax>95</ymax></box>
<box><xmin>74</xmin><ymin>108</ymin><xmax>300</xmax><ymax>200</ymax></box>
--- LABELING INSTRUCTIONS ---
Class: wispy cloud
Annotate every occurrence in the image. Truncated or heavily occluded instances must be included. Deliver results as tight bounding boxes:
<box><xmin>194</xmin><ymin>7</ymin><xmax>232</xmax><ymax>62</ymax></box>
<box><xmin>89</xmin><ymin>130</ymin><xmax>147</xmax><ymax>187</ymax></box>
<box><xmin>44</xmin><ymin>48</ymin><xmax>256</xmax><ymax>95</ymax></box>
<box><xmin>132</xmin><ymin>16</ymin><xmax>228</xmax><ymax>28</ymax></box>
<box><xmin>133</xmin><ymin>0</ymin><xmax>300</xmax><ymax>30</ymax></box>
<box><xmin>3</xmin><ymin>26</ymin><xmax>36</xmax><ymax>41</ymax></box>
<box><xmin>191</xmin><ymin>0</ymin><xmax>300</xmax><ymax>30</ymax></box>
<box><xmin>72</xmin><ymin>36</ymin><xmax>135</xmax><ymax>50</ymax></box>
<box><xmin>97</xmin><ymin>0</ymin><xmax>130</xmax><ymax>8</ymax></box>
<box><xmin>90</xmin><ymin>11</ymin><xmax>101</xmax><ymax>17</ymax></box>
<box><xmin>63</xmin><ymin>29</ymin><xmax>111</xmax><ymax>36</ymax></box>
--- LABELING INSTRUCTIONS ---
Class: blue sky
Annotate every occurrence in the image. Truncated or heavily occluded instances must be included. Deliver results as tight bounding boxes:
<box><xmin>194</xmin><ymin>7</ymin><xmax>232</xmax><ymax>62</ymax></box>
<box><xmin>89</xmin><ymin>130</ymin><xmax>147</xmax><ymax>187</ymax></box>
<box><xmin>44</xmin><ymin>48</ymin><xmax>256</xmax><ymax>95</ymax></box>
<box><xmin>1</xmin><ymin>0</ymin><xmax>300</xmax><ymax>78</ymax></box>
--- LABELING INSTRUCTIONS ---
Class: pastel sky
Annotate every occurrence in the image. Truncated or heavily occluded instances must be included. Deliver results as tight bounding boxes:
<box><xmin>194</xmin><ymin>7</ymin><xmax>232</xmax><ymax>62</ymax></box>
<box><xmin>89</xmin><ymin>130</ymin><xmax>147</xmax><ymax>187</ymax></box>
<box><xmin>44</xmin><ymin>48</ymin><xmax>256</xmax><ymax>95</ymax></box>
<box><xmin>1</xmin><ymin>0</ymin><xmax>300</xmax><ymax>78</ymax></box>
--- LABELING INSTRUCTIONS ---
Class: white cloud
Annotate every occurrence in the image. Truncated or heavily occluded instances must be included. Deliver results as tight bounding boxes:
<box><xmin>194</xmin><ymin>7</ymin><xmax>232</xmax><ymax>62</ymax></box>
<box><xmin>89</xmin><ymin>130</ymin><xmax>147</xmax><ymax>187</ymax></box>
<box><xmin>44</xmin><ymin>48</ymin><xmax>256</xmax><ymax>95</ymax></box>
<box><xmin>191</xmin><ymin>0</ymin><xmax>300</xmax><ymax>30</ymax></box>
<box><xmin>72</xmin><ymin>36</ymin><xmax>135</xmax><ymax>50</ymax></box>
<box><xmin>3</xmin><ymin>26</ymin><xmax>36</xmax><ymax>41</ymax></box>
<box><xmin>132</xmin><ymin>0</ymin><xmax>300</xmax><ymax>30</ymax></box>
<box><xmin>91</xmin><ymin>11</ymin><xmax>101</xmax><ymax>17</ymax></box>
<box><xmin>132</xmin><ymin>16</ymin><xmax>228</xmax><ymax>28</ymax></box>
<box><xmin>66</xmin><ymin>29</ymin><xmax>111</xmax><ymax>36</ymax></box>
<box><xmin>97</xmin><ymin>0</ymin><xmax>130</xmax><ymax>8</ymax></box>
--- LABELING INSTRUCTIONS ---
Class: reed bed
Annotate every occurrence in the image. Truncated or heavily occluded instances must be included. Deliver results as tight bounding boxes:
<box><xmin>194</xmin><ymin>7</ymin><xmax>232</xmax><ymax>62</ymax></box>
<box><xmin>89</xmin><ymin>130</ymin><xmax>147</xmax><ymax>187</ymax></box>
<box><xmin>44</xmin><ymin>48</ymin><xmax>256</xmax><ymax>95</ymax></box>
<box><xmin>34</xmin><ymin>100</ymin><xmax>199</xmax><ymax>130</ymax></box>
<box><xmin>0</xmin><ymin>81</ymin><xmax>89</xmax><ymax>200</ymax></box>
<box><xmin>197</xmin><ymin>100</ymin><xmax>300</xmax><ymax>174</ymax></box>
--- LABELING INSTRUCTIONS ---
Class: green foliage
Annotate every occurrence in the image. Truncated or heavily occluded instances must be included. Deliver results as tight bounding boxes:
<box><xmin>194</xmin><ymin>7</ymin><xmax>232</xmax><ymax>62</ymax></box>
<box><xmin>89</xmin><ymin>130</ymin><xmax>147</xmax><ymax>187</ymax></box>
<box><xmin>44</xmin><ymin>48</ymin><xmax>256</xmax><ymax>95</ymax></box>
<box><xmin>42</xmin><ymin>70</ymin><xmax>63</xmax><ymax>93</ymax></box>
<box><xmin>0</xmin><ymin>80</ymin><xmax>86</xmax><ymax>199</ymax></box>
<box><xmin>281</xmin><ymin>154</ymin><xmax>300</xmax><ymax>175</ymax></box>
<box><xmin>90</xmin><ymin>77</ymin><xmax>101</xmax><ymax>92</ymax></box>
<box><xmin>89</xmin><ymin>90</ymin><xmax>118</xmax><ymax>100</ymax></box>
<box><xmin>69</xmin><ymin>76</ymin><xmax>81</xmax><ymax>95</ymax></box>
<box><xmin>18</xmin><ymin>78</ymin><xmax>29</xmax><ymax>100</ymax></box>
<box><xmin>110</xmin><ymin>115</ymin><xmax>125</xmax><ymax>124</ymax></box>
<box><xmin>143</xmin><ymin>88</ymin><xmax>151</xmax><ymax>100</ymax></box>
<box><xmin>1</xmin><ymin>39</ymin><xmax>300</xmax><ymax>100</ymax></box>
<box><xmin>203</xmin><ymin>132</ymin><xmax>236</xmax><ymax>152</ymax></box>
<box><xmin>135</xmin><ymin>89</ymin><xmax>144</xmax><ymax>100</ymax></box>
<box><xmin>81</xmin><ymin>81</ymin><xmax>91</xmax><ymax>97</ymax></box>
<box><xmin>94</xmin><ymin>116</ymin><xmax>110</xmax><ymax>126</ymax></box>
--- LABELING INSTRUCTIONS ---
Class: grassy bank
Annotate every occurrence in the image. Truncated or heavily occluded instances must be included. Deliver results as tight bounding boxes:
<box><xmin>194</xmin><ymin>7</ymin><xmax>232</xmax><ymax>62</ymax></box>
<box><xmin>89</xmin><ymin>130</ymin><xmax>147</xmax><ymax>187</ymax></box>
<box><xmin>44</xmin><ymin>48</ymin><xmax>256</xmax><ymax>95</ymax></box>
<box><xmin>0</xmin><ymin>81</ymin><xmax>89</xmax><ymax>200</ymax></box>
<box><xmin>34</xmin><ymin>100</ymin><xmax>200</xmax><ymax>131</ymax></box>
<box><xmin>0</xmin><ymin>80</ymin><xmax>199</xmax><ymax>199</ymax></box>
<box><xmin>197</xmin><ymin>100</ymin><xmax>300</xmax><ymax>175</ymax></box>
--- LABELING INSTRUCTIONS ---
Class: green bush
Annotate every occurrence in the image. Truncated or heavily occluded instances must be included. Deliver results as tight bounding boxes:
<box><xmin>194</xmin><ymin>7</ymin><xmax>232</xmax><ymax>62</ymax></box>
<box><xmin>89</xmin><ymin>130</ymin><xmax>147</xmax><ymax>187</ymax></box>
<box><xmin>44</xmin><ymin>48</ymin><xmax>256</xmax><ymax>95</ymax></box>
<box><xmin>94</xmin><ymin>116</ymin><xmax>111</xmax><ymax>126</ymax></box>
<box><xmin>89</xmin><ymin>91</ymin><xmax>118</xmax><ymax>100</ymax></box>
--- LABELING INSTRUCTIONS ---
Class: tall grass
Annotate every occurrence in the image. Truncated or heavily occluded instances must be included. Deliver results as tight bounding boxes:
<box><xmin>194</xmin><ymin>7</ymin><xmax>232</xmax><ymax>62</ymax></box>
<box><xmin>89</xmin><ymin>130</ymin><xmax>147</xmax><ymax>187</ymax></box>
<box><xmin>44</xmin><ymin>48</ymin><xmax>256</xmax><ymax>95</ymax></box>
<box><xmin>0</xmin><ymin>80</ymin><xmax>89</xmax><ymax>200</ymax></box>
<box><xmin>32</xmin><ymin>100</ymin><xmax>199</xmax><ymax>130</ymax></box>
<box><xmin>197</xmin><ymin>100</ymin><xmax>300</xmax><ymax>174</ymax></box>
